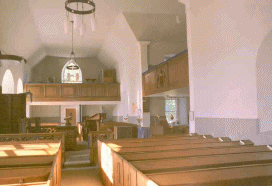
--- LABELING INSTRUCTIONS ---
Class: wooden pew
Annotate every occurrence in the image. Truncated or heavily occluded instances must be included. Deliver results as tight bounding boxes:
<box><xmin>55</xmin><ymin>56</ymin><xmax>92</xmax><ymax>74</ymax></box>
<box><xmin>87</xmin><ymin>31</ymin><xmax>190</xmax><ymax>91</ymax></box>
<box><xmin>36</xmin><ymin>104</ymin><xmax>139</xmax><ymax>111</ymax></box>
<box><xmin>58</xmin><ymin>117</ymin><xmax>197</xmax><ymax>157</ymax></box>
<box><xmin>104</xmin><ymin>137</ymin><xmax>230</xmax><ymax>148</ymax></box>
<box><xmin>113</xmin><ymin>142</ymin><xmax>264</xmax><ymax>186</ymax></box>
<box><xmin>98</xmin><ymin>136</ymin><xmax>253</xmax><ymax>186</ymax></box>
<box><xmin>101</xmin><ymin>134</ymin><xmax>212</xmax><ymax>144</ymax></box>
<box><xmin>151</xmin><ymin>133</ymin><xmax>198</xmax><ymax>138</ymax></box>
<box><xmin>108</xmin><ymin>140</ymin><xmax>251</xmax><ymax>154</ymax></box>
<box><xmin>88</xmin><ymin>131</ymin><xmax>113</xmax><ymax>164</ymax></box>
<box><xmin>98</xmin><ymin>136</ymin><xmax>257</xmax><ymax>186</ymax></box>
<box><xmin>0</xmin><ymin>132</ymin><xmax>66</xmax><ymax>164</ymax></box>
<box><xmin>0</xmin><ymin>140</ymin><xmax>62</xmax><ymax>186</ymax></box>
<box><xmin>121</xmin><ymin>145</ymin><xmax>272</xmax><ymax>161</ymax></box>
<box><xmin>137</xmin><ymin>163</ymin><xmax>272</xmax><ymax>186</ymax></box>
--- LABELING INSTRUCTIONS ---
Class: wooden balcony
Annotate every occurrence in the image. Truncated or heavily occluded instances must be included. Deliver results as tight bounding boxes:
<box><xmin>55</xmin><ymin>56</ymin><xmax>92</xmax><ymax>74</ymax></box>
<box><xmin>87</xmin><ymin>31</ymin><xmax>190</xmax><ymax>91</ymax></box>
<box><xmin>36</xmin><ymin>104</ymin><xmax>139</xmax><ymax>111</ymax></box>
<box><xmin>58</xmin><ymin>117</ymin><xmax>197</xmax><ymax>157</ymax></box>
<box><xmin>24</xmin><ymin>83</ymin><xmax>121</xmax><ymax>102</ymax></box>
<box><xmin>142</xmin><ymin>50</ymin><xmax>189</xmax><ymax>96</ymax></box>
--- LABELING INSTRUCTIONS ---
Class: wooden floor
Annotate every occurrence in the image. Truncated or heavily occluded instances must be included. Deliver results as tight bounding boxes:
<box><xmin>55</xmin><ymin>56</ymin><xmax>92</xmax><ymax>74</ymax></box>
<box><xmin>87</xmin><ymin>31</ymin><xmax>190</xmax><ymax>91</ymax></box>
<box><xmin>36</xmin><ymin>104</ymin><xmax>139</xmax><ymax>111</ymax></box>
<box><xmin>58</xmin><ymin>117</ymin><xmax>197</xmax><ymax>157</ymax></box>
<box><xmin>62</xmin><ymin>167</ymin><xmax>103</xmax><ymax>186</ymax></box>
<box><xmin>61</xmin><ymin>141</ymin><xmax>103</xmax><ymax>186</ymax></box>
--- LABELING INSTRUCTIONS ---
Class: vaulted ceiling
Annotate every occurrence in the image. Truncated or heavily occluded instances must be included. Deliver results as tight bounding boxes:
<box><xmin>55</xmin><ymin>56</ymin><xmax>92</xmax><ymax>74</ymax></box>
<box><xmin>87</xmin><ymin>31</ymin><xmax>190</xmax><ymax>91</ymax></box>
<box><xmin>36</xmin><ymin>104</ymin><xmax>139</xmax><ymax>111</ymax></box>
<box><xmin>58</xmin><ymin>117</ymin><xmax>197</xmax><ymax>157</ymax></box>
<box><xmin>0</xmin><ymin>0</ymin><xmax>186</xmax><ymax>67</ymax></box>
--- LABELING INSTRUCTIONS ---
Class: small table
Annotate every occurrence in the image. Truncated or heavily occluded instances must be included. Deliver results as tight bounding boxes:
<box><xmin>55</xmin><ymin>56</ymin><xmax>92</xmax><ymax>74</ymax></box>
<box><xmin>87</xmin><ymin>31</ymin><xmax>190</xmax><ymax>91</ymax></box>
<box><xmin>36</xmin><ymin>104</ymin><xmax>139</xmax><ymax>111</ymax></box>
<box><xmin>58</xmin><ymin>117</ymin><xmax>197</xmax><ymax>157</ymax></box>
<box><xmin>55</xmin><ymin>125</ymin><xmax>77</xmax><ymax>150</ymax></box>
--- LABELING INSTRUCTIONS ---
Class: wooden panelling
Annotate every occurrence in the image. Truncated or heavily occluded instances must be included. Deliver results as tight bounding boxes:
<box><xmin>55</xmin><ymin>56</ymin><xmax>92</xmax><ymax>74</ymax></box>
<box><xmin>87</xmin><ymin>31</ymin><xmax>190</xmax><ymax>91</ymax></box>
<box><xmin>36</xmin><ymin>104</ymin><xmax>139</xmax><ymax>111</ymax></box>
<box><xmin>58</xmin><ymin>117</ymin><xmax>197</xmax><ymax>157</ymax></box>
<box><xmin>81</xmin><ymin>84</ymin><xmax>94</xmax><ymax>97</ymax></box>
<box><xmin>143</xmin><ymin>97</ymin><xmax>149</xmax><ymax>112</ymax></box>
<box><xmin>167</xmin><ymin>58</ymin><xmax>180</xmax><ymax>90</ymax></box>
<box><xmin>107</xmin><ymin>84</ymin><xmax>119</xmax><ymax>97</ymax></box>
<box><xmin>178</xmin><ymin>54</ymin><xmax>189</xmax><ymax>87</ymax></box>
<box><xmin>156</xmin><ymin>64</ymin><xmax>168</xmax><ymax>92</ymax></box>
<box><xmin>24</xmin><ymin>83</ymin><xmax>121</xmax><ymax>102</ymax></box>
<box><xmin>142</xmin><ymin>51</ymin><xmax>189</xmax><ymax>96</ymax></box>
<box><xmin>62</xmin><ymin>84</ymin><xmax>79</xmax><ymax>97</ymax></box>
<box><xmin>144</xmin><ymin>70</ymin><xmax>157</xmax><ymax>95</ymax></box>
<box><xmin>45</xmin><ymin>84</ymin><xmax>61</xmax><ymax>97</ymax></box>
<box><xmin>25</xmin><ymin>85</ymin><xmax>45</xmax><ymax>98</ymax></box>
<box><xmin>94</xmin><ymin>84</ymin><xmax>107</xmax><ymax>97</ymax></box>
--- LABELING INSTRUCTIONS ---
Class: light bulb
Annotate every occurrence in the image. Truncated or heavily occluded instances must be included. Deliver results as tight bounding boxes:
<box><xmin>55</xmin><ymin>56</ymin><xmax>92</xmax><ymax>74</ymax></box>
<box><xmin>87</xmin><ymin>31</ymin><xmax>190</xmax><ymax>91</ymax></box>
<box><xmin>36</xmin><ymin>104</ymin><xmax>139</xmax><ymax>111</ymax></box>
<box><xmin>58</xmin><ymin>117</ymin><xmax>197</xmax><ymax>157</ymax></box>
<box><xmin>73</xmin><ymin>14</ymin><xmax>81</xmax><ymax>29</ymax></box>
<box><xmin>64</xmin><ymin>19</ymin><xmax>69</xmax><ymax>34</ymax></box>
<box><xmin>90</xmin><ymin>15</ymin><xmax>96</xmax><ymax>32</ymax></box>
<box><xmin>80</xmin><ymin>23</ymin><xmax>86</xmax><ymax>36</ymax></box>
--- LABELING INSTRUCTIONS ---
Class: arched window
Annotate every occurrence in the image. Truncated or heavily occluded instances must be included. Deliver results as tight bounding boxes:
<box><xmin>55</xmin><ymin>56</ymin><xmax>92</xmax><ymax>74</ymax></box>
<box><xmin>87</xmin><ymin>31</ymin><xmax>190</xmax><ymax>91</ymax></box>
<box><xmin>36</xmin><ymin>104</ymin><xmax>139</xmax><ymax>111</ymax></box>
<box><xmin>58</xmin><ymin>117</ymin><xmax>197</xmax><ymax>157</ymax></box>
<box><xmin>61</xmin><ymin>59</ymin><xmax>82</xmax><ymax>83</ymax></box>
<box><xmin>2</xmin><ymin>69</ymin><xmax>15</xmax><ymax>94</ymax></box>
<box><xmin>17</xmin><ymin>78</ymin><xmax>23</xmax><ymax>94</ymax></box>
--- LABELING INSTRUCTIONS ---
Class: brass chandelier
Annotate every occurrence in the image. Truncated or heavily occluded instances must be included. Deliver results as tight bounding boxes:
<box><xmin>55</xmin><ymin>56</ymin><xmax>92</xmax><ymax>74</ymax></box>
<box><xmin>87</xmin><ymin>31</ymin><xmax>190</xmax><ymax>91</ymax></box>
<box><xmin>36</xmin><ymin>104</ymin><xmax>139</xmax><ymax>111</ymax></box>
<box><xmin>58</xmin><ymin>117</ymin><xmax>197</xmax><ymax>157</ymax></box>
<box><xmin>64</xmin><ymin>0</ymin><xmax>96</xmax><ymax>36</ymax></box>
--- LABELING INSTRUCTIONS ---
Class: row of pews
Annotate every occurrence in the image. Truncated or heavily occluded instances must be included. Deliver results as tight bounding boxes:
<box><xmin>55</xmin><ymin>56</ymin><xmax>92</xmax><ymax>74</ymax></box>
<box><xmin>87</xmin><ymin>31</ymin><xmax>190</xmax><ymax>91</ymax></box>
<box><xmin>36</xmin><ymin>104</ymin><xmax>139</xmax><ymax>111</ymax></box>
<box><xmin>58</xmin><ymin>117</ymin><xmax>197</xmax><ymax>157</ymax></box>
<box><xmin>98</xmin><ymin>133</ymin><xmax>272</xmax><ymax>186</ymax></box>
<box><xmin>0</xmin><ymin>133</ymin><xmax>64</xmax><ymax>186</ymax></box>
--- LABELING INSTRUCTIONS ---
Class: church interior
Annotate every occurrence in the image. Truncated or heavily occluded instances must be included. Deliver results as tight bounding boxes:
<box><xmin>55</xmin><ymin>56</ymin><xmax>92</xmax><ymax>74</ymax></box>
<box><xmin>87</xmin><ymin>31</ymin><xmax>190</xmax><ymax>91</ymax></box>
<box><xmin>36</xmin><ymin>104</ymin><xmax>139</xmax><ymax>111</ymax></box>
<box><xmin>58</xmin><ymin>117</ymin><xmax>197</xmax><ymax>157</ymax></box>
<box><xmin>1</xmin><ymin>0</ymin><xmax>272</xmax><ymax>185</ymax></box>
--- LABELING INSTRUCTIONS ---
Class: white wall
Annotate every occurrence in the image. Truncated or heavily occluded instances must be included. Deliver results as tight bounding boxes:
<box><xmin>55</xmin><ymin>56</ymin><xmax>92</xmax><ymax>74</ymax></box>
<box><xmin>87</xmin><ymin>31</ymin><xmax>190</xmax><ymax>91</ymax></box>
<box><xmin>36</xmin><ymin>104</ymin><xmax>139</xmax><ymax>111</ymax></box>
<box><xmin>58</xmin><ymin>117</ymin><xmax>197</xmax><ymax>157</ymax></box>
<box><xmin>182</xmin><ymin>0</ymin><xmax>272</xmax><ymax>136</ymax></box>
<box><xmin>97</xmin><ymin>13</ymin><xmax>142</xmax><ymax>124</ymax></box>
<box><xmin>82</xmin><ymin>105</ymin><xmax>102</xmax><ymax>117</ymax></box>
<box><xmin>256</xmin><ymin>31</ymin><xmax>272</xmax><ymax>133</ymax></box>
<box><xmin>148</xmin><ymin>42</ymin><xmax>187</xmax><ymax>66</ymax></box>
<box><xmin>30</xmin><ymin>105</ymin><xmax>60</xmax><ymax>117</ymax></box>
<box><xmin>149</xmin><ymin>97</ymin><xmax>165</xmax><ymax>116</ymax></box>
<box><xmin>60</xmin><ymin>105</ymin><xmax>80</xmax><ymax>123</ymax></box>
<box><xmin>178</xmin><ymin>98</ymin><xmax>188</xmax><ymax>125</ymax></box>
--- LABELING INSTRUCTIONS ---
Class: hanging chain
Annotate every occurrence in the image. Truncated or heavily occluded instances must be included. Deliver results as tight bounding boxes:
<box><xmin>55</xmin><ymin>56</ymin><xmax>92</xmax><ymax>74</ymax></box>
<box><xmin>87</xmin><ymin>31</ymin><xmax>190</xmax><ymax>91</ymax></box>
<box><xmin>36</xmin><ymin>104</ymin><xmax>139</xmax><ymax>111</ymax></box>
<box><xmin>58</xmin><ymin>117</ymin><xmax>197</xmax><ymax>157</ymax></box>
<box><xmin>71</xmin><ymin>21</ymin><xmax>74</xmax><ymax>56</ymax></box>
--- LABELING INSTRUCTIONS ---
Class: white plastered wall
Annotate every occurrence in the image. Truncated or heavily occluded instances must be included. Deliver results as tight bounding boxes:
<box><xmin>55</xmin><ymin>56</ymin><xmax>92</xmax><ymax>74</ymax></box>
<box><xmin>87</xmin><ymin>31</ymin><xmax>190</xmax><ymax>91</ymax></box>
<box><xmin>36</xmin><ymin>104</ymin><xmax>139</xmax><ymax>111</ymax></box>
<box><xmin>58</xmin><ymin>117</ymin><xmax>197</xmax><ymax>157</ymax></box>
<box><xmin>97</xmin><ymin>13</ymin><xmax>142</xmax><ymax>124</ymax></box>
<box><xmin>182</xmin><ymin>0</ymin><xmax>272</xmax><ymax>136</ymax></box>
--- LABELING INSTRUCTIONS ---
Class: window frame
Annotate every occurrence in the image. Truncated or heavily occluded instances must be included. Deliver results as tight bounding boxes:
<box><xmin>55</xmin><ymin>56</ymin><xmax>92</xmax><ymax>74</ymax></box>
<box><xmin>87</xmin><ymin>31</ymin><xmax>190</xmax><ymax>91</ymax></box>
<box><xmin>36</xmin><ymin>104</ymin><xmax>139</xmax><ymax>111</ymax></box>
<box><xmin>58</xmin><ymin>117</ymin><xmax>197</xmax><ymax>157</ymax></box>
<box><xmin>61</xmin><ymin>59</ymin><xmax>83</xmax><ymax>83</ymax></box>
<box><xmin>165</xmin><ymin>99</ymin><xmax>177</xmax><ymax>123</ymax></box>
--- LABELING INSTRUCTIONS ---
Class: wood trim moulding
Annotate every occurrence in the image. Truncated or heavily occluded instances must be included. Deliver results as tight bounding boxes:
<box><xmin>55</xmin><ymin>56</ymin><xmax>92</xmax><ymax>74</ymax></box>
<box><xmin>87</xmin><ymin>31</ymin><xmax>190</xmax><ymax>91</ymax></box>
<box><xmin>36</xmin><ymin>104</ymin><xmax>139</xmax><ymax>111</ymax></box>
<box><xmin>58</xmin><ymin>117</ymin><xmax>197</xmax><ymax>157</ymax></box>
<box><xmin>27</xmin><ymin>97</ymin><xmax>121</xmax><ymax>102</ymax></box>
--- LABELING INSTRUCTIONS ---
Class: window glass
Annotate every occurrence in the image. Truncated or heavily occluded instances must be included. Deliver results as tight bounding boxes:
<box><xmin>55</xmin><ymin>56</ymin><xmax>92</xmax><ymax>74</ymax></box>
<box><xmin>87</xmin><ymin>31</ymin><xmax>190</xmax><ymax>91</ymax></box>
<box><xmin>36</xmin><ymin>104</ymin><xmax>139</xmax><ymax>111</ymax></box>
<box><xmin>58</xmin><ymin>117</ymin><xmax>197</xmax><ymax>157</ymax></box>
<box><xmin>17</xmin><ymin>78</ymin><xmax>23</xmax><ymax>94</ymax></box>
<box><xmin>61</xmin><ymin>59</ymin><xmax>82</xmax><ymax>83</ymax></box>
<box><xmin>165</xmin><ymin>99</ymin><xmax>177</xmax><ymax>122</ymax></box>
<box><xmin>2</xmin><ymin>69</ymin><xmax>15</xmax><ymax>94</ymax></box>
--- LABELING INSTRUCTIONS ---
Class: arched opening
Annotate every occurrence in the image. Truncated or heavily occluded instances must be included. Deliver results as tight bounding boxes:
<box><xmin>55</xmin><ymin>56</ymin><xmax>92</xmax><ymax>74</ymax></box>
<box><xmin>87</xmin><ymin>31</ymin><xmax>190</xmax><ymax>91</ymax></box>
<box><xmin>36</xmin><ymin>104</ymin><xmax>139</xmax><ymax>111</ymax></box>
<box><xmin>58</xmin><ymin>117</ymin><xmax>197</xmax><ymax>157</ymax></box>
<box><xmin>256</xmin><ymin>30</ymin><xmax>272</xmax><ymax>133</ymax></box>
<box><xmin>61</xmin><ymin>59</ymin><xmax>82</xmax><ymax>83</ymax></box>
<box><xmin>17</xmin><ymin>78</ymin><xmax>23</xmax><ymax>94</ymax></box>
<box><xmin>2</xmin><ymin>69</ymin><xmax>15</xmax><ymax>94</ymax></box>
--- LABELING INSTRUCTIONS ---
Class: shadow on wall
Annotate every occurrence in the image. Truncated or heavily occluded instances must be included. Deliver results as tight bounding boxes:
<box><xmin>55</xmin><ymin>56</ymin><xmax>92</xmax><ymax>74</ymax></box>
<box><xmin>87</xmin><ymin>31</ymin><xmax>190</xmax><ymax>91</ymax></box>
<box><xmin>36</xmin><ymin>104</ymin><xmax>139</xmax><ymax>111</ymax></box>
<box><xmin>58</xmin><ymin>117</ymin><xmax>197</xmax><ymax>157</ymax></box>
<box><xmin>256</xmin><ymin>30</ymin><xmax>272</xmax><ymax>133</ymax></box>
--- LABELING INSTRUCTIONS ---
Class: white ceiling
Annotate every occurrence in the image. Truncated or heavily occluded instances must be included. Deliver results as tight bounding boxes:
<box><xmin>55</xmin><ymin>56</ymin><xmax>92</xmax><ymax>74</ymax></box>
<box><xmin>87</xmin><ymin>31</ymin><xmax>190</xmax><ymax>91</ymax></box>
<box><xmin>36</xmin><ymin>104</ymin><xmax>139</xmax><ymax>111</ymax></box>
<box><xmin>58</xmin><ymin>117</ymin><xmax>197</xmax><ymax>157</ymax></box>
<box><xmin>0</xmin><ymin>0</ymin><xmax>187</xmax><ymax>66</ymax></box>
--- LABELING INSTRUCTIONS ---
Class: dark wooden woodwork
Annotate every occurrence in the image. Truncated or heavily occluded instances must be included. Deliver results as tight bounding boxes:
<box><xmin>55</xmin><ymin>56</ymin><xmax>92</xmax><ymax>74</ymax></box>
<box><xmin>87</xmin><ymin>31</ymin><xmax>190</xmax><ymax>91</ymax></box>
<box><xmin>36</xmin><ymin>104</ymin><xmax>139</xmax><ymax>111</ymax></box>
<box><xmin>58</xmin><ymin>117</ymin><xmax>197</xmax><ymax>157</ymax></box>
<box><xmin>45</xmin><ymin>84</ymin><xmax>61</xmax><ymax>97</ymax></box>
<box><xmin>25</xmin><ymin>84</ymin><xmax>45</xmax><ymax>98</ymax></box>
<box><xmin>62</xmin><ymin>84</ymin><xmax>79</xmax><ymax>97</ymax></box>
<box><xmin>24</xmin><ymin>83</ymin><xmax>121</xmax><ymax>102</ymax></box>
<box><xmin>143</xmin><ymin>70</ymin><xmax>156</xmax><ymax>96</ymax></box>
<box><xmin>55</xmin><ymin>125</ymin><xmax>77</xmax><ymax>150</ymax></box>
<box><xmin>107</xmin><ymin>84</ymin><xmax>119</xmax><ymax>97</ymax></box>
<box><xmin>0</xmin><ymin>93</ymin><xmax>26</xmax><ymax>134</ymax></box>
<box><xmin>142</xmin><ymin>51</ymin><xmax>189</xmax><ymax>96</ymax></box>
<box><xmin>94</xmin><ymin>84</ymin><xmax>107</xmax><ymax>97</ymax></box>
<box><xmin>156</xmin><ymin>64</ymin><xmax>168</xmax><ymax>92</ymax></box>
<box><xmin>81</xmin><ymin>84</ymin><xmax>94</xmax><ymax>97</ymax></box>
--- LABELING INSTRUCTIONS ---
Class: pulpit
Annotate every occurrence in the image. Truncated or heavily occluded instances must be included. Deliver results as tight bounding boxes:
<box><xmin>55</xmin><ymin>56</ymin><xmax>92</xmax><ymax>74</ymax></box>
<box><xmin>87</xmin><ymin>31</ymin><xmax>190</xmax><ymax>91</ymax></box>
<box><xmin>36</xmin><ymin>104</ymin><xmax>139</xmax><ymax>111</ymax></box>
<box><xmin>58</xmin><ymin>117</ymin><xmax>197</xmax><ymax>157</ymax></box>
<box><xmin>55</xmin><ymin>125</ymin><xmax>77</xmax><ymax>150</ymax></box>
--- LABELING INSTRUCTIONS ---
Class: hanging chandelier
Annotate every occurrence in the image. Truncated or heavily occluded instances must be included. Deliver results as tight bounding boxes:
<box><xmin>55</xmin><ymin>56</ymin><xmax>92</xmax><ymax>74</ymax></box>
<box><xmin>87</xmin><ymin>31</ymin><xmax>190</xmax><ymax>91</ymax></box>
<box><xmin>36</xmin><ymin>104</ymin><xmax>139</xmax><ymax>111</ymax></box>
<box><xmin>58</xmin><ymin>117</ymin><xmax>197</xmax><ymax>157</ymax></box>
<box><xmin>64</xmin><ymin>0</ymin><xmax>96</xmax><ymax>36</ymax></box>
<box><xmin>67</xmin><ymin>21</ymin><xmax>79</xmax><ymax>70</ymax></box>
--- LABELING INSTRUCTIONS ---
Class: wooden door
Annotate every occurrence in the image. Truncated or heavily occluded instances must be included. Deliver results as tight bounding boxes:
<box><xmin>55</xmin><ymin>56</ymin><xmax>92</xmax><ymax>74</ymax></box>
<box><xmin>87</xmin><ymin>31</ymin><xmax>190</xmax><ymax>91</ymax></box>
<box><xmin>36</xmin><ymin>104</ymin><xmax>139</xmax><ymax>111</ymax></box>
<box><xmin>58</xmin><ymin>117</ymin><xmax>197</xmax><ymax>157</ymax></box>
<box><xmin>66</xmin><ymin>108</ymin><xmax>76</xmax><ymax>125</ymax></box>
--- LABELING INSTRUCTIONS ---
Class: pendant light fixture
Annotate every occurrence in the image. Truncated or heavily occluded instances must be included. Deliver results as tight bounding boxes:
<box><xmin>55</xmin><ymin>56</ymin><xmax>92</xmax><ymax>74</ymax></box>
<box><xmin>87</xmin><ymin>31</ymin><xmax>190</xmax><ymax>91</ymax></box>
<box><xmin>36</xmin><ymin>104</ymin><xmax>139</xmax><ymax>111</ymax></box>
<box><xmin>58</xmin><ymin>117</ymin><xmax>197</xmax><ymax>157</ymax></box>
<box><xmin>64</xmin><ymin>0</ymin><xmax>96</xmax><ymax>36</ymax></box>
<box><xmin>67</xmin><ymin>21</ymin><xmax>79</xmax><ymax>70</ymax></box>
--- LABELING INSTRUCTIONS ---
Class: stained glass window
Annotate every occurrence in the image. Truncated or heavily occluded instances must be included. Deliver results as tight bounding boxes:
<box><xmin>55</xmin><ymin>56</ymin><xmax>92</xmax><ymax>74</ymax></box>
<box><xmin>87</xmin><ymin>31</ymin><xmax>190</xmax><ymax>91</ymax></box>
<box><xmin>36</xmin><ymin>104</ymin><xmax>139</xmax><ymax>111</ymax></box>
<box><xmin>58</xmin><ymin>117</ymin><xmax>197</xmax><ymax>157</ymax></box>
<box><xmin>165</xmin><ymin>99</ymin><xmax>177</xmax><ymax>123</ymax></box>
<box><xmin>61</xmin><ymin>59</ymin><xmax>82</xmax><ymax>83</ymax></box>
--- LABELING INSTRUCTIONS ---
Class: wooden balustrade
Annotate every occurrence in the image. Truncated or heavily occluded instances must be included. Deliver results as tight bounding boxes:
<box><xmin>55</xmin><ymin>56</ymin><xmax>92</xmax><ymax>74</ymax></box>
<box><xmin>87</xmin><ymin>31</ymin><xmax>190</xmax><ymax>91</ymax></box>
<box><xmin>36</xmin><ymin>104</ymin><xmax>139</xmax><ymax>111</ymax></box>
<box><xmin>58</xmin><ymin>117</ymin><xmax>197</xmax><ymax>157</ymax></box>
<box><xmin>24</xmin><ymin>83</ymin><xmax>120</xmax><ymax>102</ymax></box>
<box><xmin>142</xmin><ymin>51</ymin><xmax>189</xmax><ymax>96</ymax></box>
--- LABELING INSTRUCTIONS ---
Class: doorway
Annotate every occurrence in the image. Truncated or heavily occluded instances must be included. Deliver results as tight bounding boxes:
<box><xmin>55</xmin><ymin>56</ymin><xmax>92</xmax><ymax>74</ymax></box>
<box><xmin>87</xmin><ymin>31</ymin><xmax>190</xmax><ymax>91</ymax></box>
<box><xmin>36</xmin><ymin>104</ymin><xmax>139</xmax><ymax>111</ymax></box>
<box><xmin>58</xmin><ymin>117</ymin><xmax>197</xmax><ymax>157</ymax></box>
<box><xmin>66</xmin><ymin>108</ymin><xmax>77</xmax><ymax>125</ymax></box>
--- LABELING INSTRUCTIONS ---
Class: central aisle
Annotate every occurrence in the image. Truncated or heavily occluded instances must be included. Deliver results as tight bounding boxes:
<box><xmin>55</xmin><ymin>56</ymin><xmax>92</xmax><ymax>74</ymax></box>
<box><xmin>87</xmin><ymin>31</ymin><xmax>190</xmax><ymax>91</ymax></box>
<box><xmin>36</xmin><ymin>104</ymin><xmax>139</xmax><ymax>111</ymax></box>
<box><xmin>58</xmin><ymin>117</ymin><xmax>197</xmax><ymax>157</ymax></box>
<box><xmin>61</xmin><ymin>141</ymin><xmax>103</xmax><ymax>186</ymax></box>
